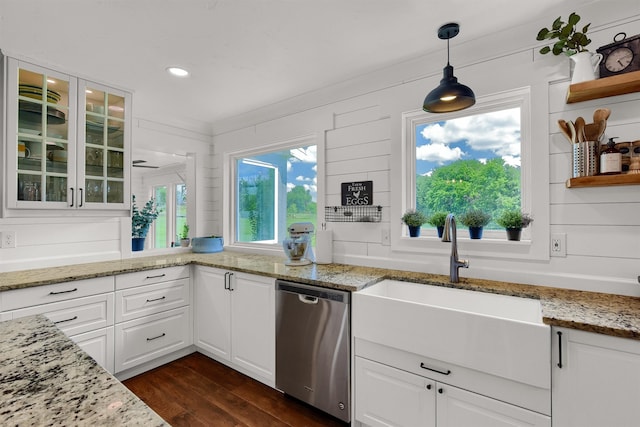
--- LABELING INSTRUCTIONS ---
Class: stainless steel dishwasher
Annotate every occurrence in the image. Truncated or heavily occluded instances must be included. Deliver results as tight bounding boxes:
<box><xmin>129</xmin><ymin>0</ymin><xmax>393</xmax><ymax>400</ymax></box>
<box><xmin>275</xmin><ymin>280</ymin><xmax>350</xmax><ymax>423</ymax></box>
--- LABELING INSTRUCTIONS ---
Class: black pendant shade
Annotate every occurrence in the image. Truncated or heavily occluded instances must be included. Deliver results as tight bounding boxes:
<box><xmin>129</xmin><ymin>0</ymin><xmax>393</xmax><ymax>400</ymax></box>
<box><xmin>423</xmin><ymin>23</ymin><xmax>475</xmax><ymax>113</ymax></box>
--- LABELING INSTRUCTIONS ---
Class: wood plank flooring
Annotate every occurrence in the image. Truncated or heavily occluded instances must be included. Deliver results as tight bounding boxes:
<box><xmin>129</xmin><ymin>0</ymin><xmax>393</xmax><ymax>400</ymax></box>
<box><xmin>123</xmin><ymin>352</ymin><xmax>350</xmax><ymax>427</ymax></box>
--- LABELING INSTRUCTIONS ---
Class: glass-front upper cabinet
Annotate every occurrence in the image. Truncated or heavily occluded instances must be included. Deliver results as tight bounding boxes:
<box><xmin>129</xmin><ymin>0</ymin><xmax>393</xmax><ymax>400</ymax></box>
<box><xmin>5</xmin><ymin>56</ymin><xmax>131</xmax><ymax>211</ymax></box>
<box><xmin>79</xmin><ymin>80</ymin><xmax>130</xmax><ymax>208</ymax></box>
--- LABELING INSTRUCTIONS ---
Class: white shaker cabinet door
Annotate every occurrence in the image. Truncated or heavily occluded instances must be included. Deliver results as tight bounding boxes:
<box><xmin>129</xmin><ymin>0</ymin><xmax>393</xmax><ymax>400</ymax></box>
<box><xmin>230</xmin><ymin>272</ymin><xmax>275</xmax><ymax>384</ymax></box>
<box><xmin>71</xmin><ymin>326</ymin><xmax>115</xmax><ymax>374</ymax></box>
<box><xmin>552</xmin><ymin>327</ymin><xmax>640</xmax><ymax>427</ymax></box>
<box><xmin>436</xmin><ymin>384</ymin><xmax>550</xmax><ymax>427</ymax></box>
<box><xmin>193</xmin><ymin>266</ymin><xmax>232</xmax><ymax>361</ymax></box>
<box><xmin>355</xmin><ymin>356</ymin><xmax>436</xmax><ymax>427</ymax></box>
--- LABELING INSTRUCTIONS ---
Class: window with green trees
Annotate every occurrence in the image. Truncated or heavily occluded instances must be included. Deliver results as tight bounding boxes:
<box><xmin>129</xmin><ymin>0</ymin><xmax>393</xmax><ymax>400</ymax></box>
<box><xmin>405</xmin><ymin>90</ymin><xmax>527</xmax><ymax>235</ymax></box>
<box><xmin>235</xmin><ymin>143</ymin><xmax>317</xmax><ymax>244</ymax></box>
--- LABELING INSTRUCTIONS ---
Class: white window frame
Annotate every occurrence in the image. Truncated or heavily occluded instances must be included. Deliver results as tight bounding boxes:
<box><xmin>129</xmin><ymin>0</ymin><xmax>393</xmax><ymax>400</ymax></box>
<box><xmin>224</xmin><ymin>135</ymin><xmax>317</xmax><ymax>255</ymax></box>
<box><xmin>396</xmin><ymin>87</ymin><xmax>547</xmax><ymax>260</ymax></box>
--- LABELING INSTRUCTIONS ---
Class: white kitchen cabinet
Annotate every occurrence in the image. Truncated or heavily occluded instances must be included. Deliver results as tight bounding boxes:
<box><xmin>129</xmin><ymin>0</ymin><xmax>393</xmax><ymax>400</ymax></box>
<box><xmin>0</xmin><ymin>276</ymin><xmax>116</xmax><ymax>373</ymax></box>
<box><xmin>71</xmin><ymin>326</ymin><xmax>115</xmax><ymax>373</ymax></box>
<box><xmin>114</xmin><ymin>267</ymin><xmax>192</xmax><ymax>374</ymax></box>
<box><xmin>552</xmin><ymin>327</ymin><xmax>640</xmax><ymax>427</ymax></box>
<box><xmin>356</xmin><ymin>356</ymin><xmax>550</xmax><ymax>427</ymax></box>
<box><xmin>194</xmin><ymin>266</ymin><xmax>275</xmax><ymax>386</ymax></box>
<box><xmin>4</xmin><ymin>55</ymin><xmax>131</xmax><ymax>212</ymax></box>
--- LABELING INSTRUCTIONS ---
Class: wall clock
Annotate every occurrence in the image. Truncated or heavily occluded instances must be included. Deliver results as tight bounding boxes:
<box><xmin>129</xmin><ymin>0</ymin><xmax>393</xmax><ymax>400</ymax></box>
<box><xmin>596</xmin><ymin>32</ymin><xmax>640</xmax><ymax>78</ymax></box>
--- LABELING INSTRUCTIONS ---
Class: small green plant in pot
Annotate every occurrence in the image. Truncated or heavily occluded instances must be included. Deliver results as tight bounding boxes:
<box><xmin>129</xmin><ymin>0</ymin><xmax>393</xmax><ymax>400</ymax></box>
<box><xmin>428</xmin><ymin>211</ymin><xmax>448</xmax><ymax>238</ymax></box>
<box><xmin>131</xmin><ymin>195</ymin><xmax>160</xmax><ymax>251</ymax></box>
<box><xmin>402</xmin><ymin>209</ymin><xmax>428</xmax><ymax>237</ymax></box>
<box><xmin>496</xmin><ymin>210</ymin><xmax>533</xmax><ymax>241</ymax></box>
<box><xmin>536</xmin><ymin>13</ymin><xmax>599</xmax><ymax>83</ymax></box>
<box><xmin>179</xmin><ymin>223</ymin><xmax>190</xmax><ymax>247</ymax></box>
<box><xmin>459</xmin><ymin>209</ymin><xmax>491</xmax><ymax>240</ymax></box>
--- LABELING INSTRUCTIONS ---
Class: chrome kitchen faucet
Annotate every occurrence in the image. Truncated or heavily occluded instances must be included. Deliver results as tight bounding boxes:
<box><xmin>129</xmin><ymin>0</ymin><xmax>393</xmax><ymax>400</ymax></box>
<box><xmin>442</xmin><ymin>213</ymin><xmax>469</xmax><ymax>283</ymax></box>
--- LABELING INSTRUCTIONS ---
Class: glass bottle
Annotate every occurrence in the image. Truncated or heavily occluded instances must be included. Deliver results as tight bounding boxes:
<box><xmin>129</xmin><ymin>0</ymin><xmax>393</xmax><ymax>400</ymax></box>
<box><xmin>600</xmin><ymin>137</ymin><xmax>621</xmax><ymax>175</ymax></box>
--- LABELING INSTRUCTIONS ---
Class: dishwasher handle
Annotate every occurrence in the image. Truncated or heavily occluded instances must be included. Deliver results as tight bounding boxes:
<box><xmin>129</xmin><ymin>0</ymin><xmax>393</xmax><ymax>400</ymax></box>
<box><xmin>298</xmin><ymin>294</ymin><xmax>319</xmax><ymax>304</ymax></box>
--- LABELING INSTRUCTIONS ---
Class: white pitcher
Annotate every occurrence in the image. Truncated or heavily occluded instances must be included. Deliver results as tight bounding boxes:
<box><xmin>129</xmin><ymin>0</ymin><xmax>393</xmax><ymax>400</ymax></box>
<box><xmin>570</xmin><ymin>51</ymin><xmax>603</xmax><ymax>84</ymax></box>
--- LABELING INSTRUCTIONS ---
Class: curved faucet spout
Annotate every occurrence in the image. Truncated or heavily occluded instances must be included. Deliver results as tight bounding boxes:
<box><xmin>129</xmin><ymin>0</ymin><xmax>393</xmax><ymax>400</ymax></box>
<box><xmin>442</xmin><ymin>213</ymin><xmax>469</xmax><ymax>283</ymax></box>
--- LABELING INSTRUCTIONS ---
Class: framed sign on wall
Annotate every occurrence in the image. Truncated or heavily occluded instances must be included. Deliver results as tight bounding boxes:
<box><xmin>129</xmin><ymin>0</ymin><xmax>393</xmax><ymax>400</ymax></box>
<box><xmin>341</xmin><ymin>181</ymin><xmax>373</xmax><ymax>206</ymax></box>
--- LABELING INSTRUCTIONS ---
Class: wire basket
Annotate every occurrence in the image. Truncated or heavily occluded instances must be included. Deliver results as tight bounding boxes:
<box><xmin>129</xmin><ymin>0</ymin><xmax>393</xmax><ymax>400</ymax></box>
<box><xmin>325</xmin><ymin>206</ymin><xmax>382</xmax><ymax>223</ymax></box>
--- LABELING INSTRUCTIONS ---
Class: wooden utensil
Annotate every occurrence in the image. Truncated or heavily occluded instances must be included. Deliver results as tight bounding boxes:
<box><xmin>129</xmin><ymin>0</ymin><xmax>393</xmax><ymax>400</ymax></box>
<box><xmin>593</xmin><ymin>108</ymin><xmax>611</xmax><ymax>123</ymax></box>
<box><xmin>575</xmin><ymin>117</ymin><xmax>586</xmax><ymax>143</ymax></box>
<box><xmin>558</xmin><ymin>119</ymin><xmax>574</xmax><ymax>143</ymax></box>
<box><xmin>583</xmin><ymin>120</ymin><xmax>606</xmax><ymax>142</ymax></box>
<box><xmin>567</xmin><ymin>120</ymin><xmax>577</xmax><ymax>144</ymax></box>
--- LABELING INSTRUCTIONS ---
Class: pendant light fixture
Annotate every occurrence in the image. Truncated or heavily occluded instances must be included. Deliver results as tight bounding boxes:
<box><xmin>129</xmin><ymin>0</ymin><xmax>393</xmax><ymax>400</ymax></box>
<box><xmin>423</xmin><ymin>23</ymin><xmax>475</xmax><ymax>113</ymax></box>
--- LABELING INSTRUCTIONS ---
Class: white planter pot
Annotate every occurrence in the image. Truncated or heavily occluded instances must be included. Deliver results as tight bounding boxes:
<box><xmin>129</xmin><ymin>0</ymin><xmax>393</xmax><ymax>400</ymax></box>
<box><xmin>570</xmin><ymin>52</ymin><xmax>603</xmax><ymax>84</ymax></box>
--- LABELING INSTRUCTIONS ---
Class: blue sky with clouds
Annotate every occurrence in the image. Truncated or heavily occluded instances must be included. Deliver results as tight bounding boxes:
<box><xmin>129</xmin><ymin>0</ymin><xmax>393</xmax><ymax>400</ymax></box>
<box><xmin>416</xmin><ymin>108</ymin><xmax>521</xmax><ymax>176</ymax></box>
<box><xmin>287</xmin><ymin>145</ymin><xmax>317</xmax><ymax>201</ymax></box>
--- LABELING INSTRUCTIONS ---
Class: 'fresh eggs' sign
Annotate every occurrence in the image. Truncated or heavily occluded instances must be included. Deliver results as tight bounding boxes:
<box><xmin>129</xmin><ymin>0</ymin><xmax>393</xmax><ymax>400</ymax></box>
<box><xmin>341</xmin><ymin>181</ymin><xmax>373</xmax><ymax>206</ymax></box>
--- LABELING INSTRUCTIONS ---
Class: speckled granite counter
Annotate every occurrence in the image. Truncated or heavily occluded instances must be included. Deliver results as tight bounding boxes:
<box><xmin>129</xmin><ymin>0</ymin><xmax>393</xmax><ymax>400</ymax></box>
<box><xmin>0</xmin><ymin>315</ymin><xmax>168</xmax><ymax>426</ymax></box>
<box><xmin>2</xmin><ymin>250</ymin><xmax>640</xmax><ymax>340</ymax></box>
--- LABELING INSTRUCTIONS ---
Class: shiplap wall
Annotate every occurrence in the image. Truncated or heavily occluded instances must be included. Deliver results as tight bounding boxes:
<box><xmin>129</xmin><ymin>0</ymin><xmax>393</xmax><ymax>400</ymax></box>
<box><xmin>211</xmin><ymin>10</ymin><xmax>640</xmax><ymax>296</ymax></box>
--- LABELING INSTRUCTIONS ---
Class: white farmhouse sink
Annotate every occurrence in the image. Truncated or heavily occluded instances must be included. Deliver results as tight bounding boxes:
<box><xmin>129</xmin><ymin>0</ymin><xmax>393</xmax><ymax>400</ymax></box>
<box><xmin>353</xmin><ymin>279</ymin><xmax>550</xmax><ymax>390</ymax></box>
<box><xmin>360</xmin><ymin>279</ymin><xmax>543</xmax><ymax>324</ymax></box>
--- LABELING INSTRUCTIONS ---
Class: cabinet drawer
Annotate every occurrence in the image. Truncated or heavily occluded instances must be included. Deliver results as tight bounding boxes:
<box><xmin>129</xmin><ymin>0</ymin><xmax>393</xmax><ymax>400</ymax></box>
<box><xmin>115</xmin><ymin>266</ymin><xmax>190</xmax><ymax>290</ymax></box>
<box><xmin>71</xmin><ymin>326</ymin><xmax>115</xmax><ymax>374</ymax></box>
<box><xmin>115</xmin><ymin>278</ymin><xmax>190</xmax><ymax>322</ymax></box>
<box><xmin>10</xmin><ymin>293</ymin><xmax>114</xmax><ymax>336</ymax></box>
<box><xmin>115</xmin><ymin>306</ymin><xmax>191</xmax><ymax>373</ymax></box>
<box><xmin>1</xmin><ymin>276</ymin><xmax>114</xmax><ymax>311</ymax></box>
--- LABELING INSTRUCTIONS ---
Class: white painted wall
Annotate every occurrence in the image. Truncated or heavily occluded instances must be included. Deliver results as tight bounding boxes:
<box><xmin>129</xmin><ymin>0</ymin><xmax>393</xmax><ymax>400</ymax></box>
<box><xmin>211</xmin><ymin>5</ymin><xmax>640</xmax><ymax>296</ymax></box>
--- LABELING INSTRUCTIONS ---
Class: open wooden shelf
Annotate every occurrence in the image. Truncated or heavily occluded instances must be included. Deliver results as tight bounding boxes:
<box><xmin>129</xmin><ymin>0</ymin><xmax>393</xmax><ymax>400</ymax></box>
<box><xmin>566</xmin><ymin>173</ymin><xmax>640</xmax><ymax>188</ymax></box>
<box><xmin>566</xmin><ymin>70</ymin><xmax>640</xmax><ymax>103</ymax></box>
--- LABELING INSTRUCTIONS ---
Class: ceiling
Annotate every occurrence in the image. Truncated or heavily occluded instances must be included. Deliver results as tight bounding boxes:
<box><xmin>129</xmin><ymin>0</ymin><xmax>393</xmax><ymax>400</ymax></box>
<box><xmin>1</xmin><ymin>0</ymin><xmax>596</xmax><ymax>130</ymax></box>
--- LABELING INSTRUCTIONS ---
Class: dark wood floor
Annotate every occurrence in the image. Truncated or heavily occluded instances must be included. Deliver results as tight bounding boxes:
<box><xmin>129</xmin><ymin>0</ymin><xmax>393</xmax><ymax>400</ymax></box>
<box><xmin>123</xmin><ymin>352</ymin><xmax>350</xmax><ymax>427</ymax></box>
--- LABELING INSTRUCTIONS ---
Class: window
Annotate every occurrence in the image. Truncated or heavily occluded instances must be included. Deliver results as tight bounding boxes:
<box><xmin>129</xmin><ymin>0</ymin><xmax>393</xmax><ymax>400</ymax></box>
<box><xmin>403</xmin><ymin>88</ymin><xmax>530</xmax><ymax>238</ymax></box>
<box><xmin>231</xmin><ymin>139</ymin><xmax>317</xmax><ymax>247</ymax></box>
<box><xmin>150</xmin><ymin>183</ymin><xmax>187</xmax><ymax>248</ymax></box>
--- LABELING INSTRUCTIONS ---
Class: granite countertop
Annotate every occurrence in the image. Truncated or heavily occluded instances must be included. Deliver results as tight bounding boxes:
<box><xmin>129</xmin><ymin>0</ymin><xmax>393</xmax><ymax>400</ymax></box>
<box><xmin>0</xmin><ymin>315</ymin><xmax>168</xmax><ymax>426</ymax></box>
<box><xmin>2</xmin><ymin>250</ymin><xmax>640</xmax><ymax>340</ymax></box>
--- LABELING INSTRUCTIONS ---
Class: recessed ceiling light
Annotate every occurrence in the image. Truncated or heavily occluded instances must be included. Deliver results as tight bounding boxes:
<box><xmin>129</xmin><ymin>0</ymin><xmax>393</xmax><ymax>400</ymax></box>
<box><xmin>167</xmin><ymin>67</ymin><xmax>190</xmax><ymax>77</ymax></box>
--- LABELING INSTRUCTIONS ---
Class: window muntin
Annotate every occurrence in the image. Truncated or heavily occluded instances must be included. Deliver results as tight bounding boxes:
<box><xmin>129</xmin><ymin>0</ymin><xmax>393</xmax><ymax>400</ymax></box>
<box><xmin>232</xmin><ymin>142</ymin><xmax>317</xmax><ymax>246</ymax></box>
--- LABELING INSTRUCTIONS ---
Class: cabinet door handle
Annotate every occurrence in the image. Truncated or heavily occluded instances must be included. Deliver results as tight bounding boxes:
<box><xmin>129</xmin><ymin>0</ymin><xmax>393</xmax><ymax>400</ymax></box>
<box><xmin>438</xmin><ymin>388</ymin><xmax>444</xmax><ymax>394</ymax></box>
<box><xmin>145</xmin><ymin>274</ymin><xmax>166</xmax><ymax>279</ymax></box>
<box><xmin>228</xmin><ymin>272</ymin><xmax>234</xmax><ymax>291</ymax></box>
<box><xmin>420</xmin><ymin>362</ymin><xmax>451</xmax><ymax>376</ymax></box>
<box><xmin>146</xmin><ymin>296</ymin><xmax>166</xmax><ymax>303</ymax></box>
<box><xmin>426</xmin><ymin>384</ymin><xmax>432</xmax><ymax>390</ymax></box>
<box><xmin>54</xmin><ymin>315</ymin><xmax>78</xmax><ymax>324</ymax></box>
<box><xmin>224</xmin><ymin>272</ymin><xmax>230</xmax><ymax>290</ymax></box>
<box><xmin>557</xmin><ymin>330</ymin><xmax>563</xmax><ymax>368</ymax></box>
<box><xmin>146</xmin><ymin>333</ymin><xmax>166</xmax><ymax>341</ymax></box>
<box><xmin>70</xmin><ymin>187</ymin><xmax>74</xmax><ymax>207</ymax></box>
<box><xmin>49</xmin><ymin>288</ymin><xmax>78</xmax><ymax>295</ymax></box>
<box><xmin>79</xmin><ymin>188</ymin><xmax>84</xmax><ymax>207</ymax></box>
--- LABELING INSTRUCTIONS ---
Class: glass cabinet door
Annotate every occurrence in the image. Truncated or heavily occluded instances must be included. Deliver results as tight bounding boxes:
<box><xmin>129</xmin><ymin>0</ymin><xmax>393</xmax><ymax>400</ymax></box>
<box><xmin>12</xmin><ymin>62</ymin><xmax>75</xmax><ymax>207</ymax></box>
<box><xmin>79</xmin><ymin>81</ymin><xmax>130</xmax><ymax>209</ymax></box>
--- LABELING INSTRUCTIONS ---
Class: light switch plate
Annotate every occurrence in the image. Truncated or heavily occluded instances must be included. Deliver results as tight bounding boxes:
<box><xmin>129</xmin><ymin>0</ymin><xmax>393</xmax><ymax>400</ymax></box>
<box><xmin>1</xmin><ymin>231</ymin><xmax>17</xmax><ymax>248</ymax></box>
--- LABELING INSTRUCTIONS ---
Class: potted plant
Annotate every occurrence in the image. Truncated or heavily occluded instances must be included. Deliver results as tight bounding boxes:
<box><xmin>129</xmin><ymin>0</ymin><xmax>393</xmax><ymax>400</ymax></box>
<box><xmin>131</xmin><ymin>195</ymin><xmax>160</xmax><ymax>251</ymax></box>
<box><xmin>427</xmin><ymin>211</ymin><xmax>448</xmax><ymax>238</ymax></box>
<box><xmin>179</xmin><ymin>223</ymin><xmax>190</xmax><ymax>247</ymax></box>
<box><xmin>496</xmin><ymin>210</ymin><xmax>533</xmax><ymax>241</ymax></box>
<box><xmin>459</xmin><ymin>209</ymin><xmax>491</xmax><ymax>239</ymax></box>
<box><xmin>402</xmin><ymin>209</ymin><xmax>428</xmax><ymax>237</ymax></box>
<box><xmin>536</xmin><ymin>12</ymin><xmax>600</xmax><ymax>83</ymax></box>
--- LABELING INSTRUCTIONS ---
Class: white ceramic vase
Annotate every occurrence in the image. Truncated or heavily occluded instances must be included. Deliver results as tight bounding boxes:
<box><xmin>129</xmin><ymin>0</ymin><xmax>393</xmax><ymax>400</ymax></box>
<box><xmin>570</xmin><ymin>51</ymin><xmax>603</xmax><ymax>84</ymax></box>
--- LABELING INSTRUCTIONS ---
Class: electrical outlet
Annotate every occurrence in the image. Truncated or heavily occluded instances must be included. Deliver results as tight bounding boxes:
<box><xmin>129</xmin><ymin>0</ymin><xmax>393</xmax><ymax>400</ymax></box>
<box><xmin>550</xmin><ymin>233</ymin><xmax>566</xmax><ymax>257</ymax></box>
<box><xmin>1</xmin><ymin>231</ymin><xmax>17</xmax><ymax>249</ymax></box>
<box><xmin>381</xmin><ymin>228</ymin><xmax>391</xmax><ymax>246</ymax></box>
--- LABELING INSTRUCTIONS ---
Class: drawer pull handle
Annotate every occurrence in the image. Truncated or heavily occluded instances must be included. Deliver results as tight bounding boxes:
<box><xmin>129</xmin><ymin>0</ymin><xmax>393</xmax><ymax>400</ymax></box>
<box><xmin>557</xmin><ymin>330</ymin><xmax>563</xmax><ymax>369</ymax></box>
<box><xmin>54</xmin><ymin>315</ymin><xmax>78</xmax><ymax>324</ymax></box>
<box><xmin>145</xmin><ymin>273</ymin><xmax>166</xmax><ymax>279</ymax></box>
<box><xmin>146</xmin><ymin>333</ymin><xmax>166</xmax><ymax>342</ymax></box>
<box><xmin>146</xmin><ymin>296</ymin><xmax>166</xmax><ymax>303</ymax></box>
<box><xmin>49</xmin><ymin>288</ymin><xmax>78</xmax><ymax>295</ymax></box>
<box><xmin>420</xmin><ymin>362</ymin><xmax>451</xmax><ymax>376</ymax></box>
